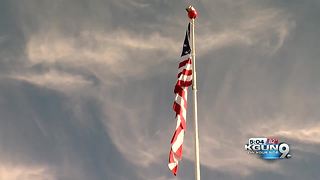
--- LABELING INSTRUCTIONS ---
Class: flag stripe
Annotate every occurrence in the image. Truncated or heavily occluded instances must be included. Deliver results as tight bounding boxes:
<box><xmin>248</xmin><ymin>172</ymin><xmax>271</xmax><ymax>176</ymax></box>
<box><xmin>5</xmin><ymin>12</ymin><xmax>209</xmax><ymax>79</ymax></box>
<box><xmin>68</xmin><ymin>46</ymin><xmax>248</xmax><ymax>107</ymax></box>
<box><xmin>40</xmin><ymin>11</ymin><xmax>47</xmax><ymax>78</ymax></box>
<box><xmin>178</xmin><ymin>57</ymin><xmax>192</xmax><ymax>68</ymax></box>
<box><xmin>172</xmin><ymin>130</ymin><xmax>184</xmax><ymax>154</ymax></box>
<box><xmin>177</xmin><ymin>69</ymin><xmax>192</xmax><ymax>78</ymax></box>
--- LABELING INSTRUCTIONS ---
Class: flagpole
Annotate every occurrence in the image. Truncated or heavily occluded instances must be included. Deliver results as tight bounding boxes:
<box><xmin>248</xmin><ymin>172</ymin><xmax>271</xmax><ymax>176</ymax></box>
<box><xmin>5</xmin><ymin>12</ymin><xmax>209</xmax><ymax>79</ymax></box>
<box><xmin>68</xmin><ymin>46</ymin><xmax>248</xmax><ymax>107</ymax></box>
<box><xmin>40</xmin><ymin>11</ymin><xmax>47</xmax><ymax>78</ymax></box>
<box><xmin>188</xmin><ymin>6</ymin><xmax>201</xmax><ymax>180</ymax></box>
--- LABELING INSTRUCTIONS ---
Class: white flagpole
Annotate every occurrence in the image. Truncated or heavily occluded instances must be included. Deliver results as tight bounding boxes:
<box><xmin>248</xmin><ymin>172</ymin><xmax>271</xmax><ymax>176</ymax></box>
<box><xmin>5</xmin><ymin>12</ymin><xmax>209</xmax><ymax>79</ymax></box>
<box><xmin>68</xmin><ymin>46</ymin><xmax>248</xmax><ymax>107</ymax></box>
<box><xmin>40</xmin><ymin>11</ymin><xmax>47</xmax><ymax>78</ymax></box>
<box><xmin>191</xmin><ymin>17</ymin><xmax>201</xmax><ymax>180</ymax></box>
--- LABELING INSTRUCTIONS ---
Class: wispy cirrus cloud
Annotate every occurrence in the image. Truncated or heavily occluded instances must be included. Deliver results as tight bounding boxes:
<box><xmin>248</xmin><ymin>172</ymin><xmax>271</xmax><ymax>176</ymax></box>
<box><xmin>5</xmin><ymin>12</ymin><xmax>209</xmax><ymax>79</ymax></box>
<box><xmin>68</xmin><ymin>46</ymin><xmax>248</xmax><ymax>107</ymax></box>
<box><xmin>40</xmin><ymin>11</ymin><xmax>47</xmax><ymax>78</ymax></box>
<box><xmin>198</xmin><ymin>7</ymin><xmax>295</xmax><ymax>55</ymax></box>
<box><xmin>0</xmin><ymin>164</ymin><xmax>55</xmax><ymax>180</ymax></box>
<box><xmin>12</xmin><ymin>70</ymin><xmax>92</xmax><ymax>92</ymax></box>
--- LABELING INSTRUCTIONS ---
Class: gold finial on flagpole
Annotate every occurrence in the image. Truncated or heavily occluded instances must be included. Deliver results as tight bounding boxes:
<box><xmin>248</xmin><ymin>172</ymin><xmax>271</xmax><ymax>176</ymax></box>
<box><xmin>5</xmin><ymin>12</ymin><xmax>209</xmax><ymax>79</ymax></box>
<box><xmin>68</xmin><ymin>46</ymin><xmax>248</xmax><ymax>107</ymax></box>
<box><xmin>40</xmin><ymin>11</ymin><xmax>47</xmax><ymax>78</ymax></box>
<box><xmin>186</xmin><ymin>5</ymin><xmax>198</xmax><ymax>19</ymax></box>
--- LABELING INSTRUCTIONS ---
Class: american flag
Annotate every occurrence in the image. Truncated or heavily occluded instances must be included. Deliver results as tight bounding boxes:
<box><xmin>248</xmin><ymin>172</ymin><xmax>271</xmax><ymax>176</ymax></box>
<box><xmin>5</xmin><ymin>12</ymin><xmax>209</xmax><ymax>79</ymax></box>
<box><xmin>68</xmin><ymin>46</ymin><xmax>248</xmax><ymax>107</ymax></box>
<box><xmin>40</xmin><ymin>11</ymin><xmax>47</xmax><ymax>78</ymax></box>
<box><xmin>168</xmin><ymin>23</ymin><xmax>192</xmax><ymax>176</ymax></box>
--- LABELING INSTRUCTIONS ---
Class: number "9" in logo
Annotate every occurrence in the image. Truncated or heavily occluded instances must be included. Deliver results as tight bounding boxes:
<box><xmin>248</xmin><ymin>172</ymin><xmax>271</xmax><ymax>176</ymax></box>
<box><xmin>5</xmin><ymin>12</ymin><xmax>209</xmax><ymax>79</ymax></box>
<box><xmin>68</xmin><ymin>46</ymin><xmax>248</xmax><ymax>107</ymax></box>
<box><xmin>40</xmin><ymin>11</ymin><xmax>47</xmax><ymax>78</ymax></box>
<box><xmin>279</xmin><ymin>143</ymin><xmax>291</xmax><ymax>159</ymax></box>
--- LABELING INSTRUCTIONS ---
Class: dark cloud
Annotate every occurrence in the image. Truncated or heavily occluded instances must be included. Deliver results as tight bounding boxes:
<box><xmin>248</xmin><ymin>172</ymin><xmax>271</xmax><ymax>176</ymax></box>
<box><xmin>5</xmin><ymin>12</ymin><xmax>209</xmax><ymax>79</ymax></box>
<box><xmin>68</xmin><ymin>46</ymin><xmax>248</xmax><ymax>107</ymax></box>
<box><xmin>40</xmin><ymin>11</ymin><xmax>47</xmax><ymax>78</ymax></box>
<box><xmin>0</xmin><ymin>78</ymin><xmax>139</xmax><ymax>180</ymax></box>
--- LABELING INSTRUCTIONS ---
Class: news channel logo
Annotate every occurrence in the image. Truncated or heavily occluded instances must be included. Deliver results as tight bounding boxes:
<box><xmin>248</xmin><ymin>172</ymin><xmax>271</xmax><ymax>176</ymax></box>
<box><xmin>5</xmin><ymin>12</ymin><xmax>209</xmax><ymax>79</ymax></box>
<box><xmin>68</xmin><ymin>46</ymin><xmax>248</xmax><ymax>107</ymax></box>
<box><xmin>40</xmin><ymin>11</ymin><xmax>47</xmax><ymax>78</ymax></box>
<box><xmin>245</xmin><ymin>138</ymin><xmax>292</xmax><ymax>160</ymax></box>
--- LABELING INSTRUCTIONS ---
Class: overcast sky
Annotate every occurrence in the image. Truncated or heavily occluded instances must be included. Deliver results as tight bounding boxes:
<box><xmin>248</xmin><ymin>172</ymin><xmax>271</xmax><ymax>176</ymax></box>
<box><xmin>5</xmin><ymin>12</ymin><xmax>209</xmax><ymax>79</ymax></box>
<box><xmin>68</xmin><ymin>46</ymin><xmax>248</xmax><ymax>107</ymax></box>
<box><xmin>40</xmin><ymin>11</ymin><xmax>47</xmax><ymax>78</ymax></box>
<box><xmin>0</xmin><ymin>0</ymin><xmax>320</xmax><ymax>180</ymax></box>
